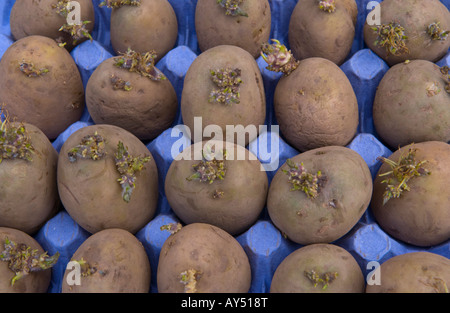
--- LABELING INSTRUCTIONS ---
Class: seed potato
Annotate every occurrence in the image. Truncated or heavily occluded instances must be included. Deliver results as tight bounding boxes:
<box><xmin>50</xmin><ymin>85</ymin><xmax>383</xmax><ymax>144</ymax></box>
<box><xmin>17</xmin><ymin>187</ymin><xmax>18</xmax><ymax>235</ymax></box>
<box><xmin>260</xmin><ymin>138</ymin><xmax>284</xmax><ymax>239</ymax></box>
<box><xmin>181</xmin><ymin>45</ymin><xmax>266</xmax><ymax>146</ymax></box>
<box><xmin>0</xmin><ymin>227</ymin><xmax>55</xmax><ymax>293</ymax></box>
<box><xmin>165</xmin><ymin>140</ymin><xmax>268</xmax><ymax>236</ymax></box>
<box><xmin>273</xmin><ymin>57</ymin><xmax>358</xmax><ymax>152</ymax></box>
<box><xmin>57</xmin><ymin>124</ymin><xmax>158</xmax><ymax>234</ymax></box>
<box><xmin>366</xmin><ymin>252</ymin><xmax>450</xmax><ymax>293</ymax></box>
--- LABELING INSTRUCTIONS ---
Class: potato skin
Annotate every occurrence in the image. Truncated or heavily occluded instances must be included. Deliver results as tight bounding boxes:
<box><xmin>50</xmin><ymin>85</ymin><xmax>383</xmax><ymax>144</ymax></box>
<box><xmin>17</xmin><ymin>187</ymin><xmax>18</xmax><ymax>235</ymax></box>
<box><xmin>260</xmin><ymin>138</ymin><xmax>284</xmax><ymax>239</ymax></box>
<box><xmin>86</xmin><ymin>57</ymin><xmax>178</xmax><ymax>141</ymax></box>
<box><xmin>363</xmin><ymin>0</ymin><xmax>450</xmax><ymax>66</ymax></box>
<box><xmin>288</xmin><ymin>0</ymin><xmax>357</xmax><ymax>65</ymax></box>
<box><xmin>110</xmin><ymin>0</ymin><xmax>178</xmax><ymax>61</ymax></box>
<box><xmin>371</xmin><ymin>141</ymin><xmax>450</xmax><ymax>247</ymax></box>
<box><xmin>373</xmin><ymin>60</ymin><xmax>450</xmax><ymax>149</ymax></box>
<box><xmin>181</xmin><ymin>45</ymin><xmax>266</xmax><ymax>146</ymax></box>
<box><xmin>61</xmin><ymin>228</ymin><xmax>151</xmax><ymax>293</ymax></box>
<box><xmin>270</xmin><ymin>244</ymin><xmax>365</xmax><ymax>293</ymax></box>
<box><xmin>57</xmin><ymin>124</ymin><xmax>158</xmax><ymax>234</ymax></box>
<box><xmin>267</xmin><ymin>146</ymin><xmax>372</xmax><ymax>245</ymax></box>
<box><xmin>0</xmin><ymin>35</ymin><xmax>85</xmax><ymax>140</ymax></box>
<box><xmin>165</xmin><ymin>140</ymin><xmax>268</xmax><ymax>235</ymax></box>
<box><xmin>157</xmin><ymin>223</ymin><xmax>251</xmax><ymax>293</ymax></box>
<box><xmin>0</xmin><ymin>123</ymin><xmax>60</xmax><ymax>235</ymax></box>
<box><xmin>366</xmin><ymin>252</ymin><xmax>450</xmax><ymax>293</ymax></box>
<box><xmin>0</xmin><ymin>227</ymin><xmax>52</xmax><ymax>293</ymax></box>
<box><xmin>274</xmin><ymin>57</ymin><xmax>358</xmax><ymax>152</ymax></box>
<box><xmin>10</xmin><ymin>0</ymin><xmax>95</xmax><ymax>51</ymax></box>
<box><xmin>195</xmin><ymin>0</ymin><xmax>271</xmax><ymax>59</ymax></box>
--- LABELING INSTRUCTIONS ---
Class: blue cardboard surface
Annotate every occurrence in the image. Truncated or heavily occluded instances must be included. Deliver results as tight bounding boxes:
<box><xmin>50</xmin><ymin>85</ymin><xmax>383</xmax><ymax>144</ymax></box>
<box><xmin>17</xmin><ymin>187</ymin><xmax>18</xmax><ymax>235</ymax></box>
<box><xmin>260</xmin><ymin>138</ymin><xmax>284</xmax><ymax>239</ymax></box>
<box><xmin>0</xmin><ymin>0</ymin><xmax>449</xmax><ymax>293</ymax></box>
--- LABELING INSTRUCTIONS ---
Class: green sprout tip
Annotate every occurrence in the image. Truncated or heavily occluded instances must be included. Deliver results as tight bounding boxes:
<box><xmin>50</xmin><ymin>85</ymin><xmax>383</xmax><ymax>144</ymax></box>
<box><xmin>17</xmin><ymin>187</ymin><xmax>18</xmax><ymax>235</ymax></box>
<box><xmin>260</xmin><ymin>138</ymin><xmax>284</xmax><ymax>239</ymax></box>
<box><xmin>209</xmin><ymin>68</ymin><xmax>242</xmax><ymax>105</ymax></box>
<box><xmin>261</xmin><ymin>39</ymin><xmax>299</xmax><ymax>76</ymax></box>
<box><xmin>110</xmin><ymin>74</ymin><xmax>132</xmax><ymax>91</ymax></box>
<box><xmin>318</xmin><ymin>0</ymin><xmax>336</xmax><ymax>13</ymax></box>
<box><xmin>115</xmin><ymin>141</ymin><xmax>151</xmax><ymax>203</ymax></box>
<box><xmin>440</xmin><ymin>66</ymin><xmax>450</xmax><ymax>93</ymax></box>
<box><xmin>372</xmin><ymin>22</ymin><xmax>409</xmax><ymax>56</ymax></box>
<box><xmin>160</xmin><ymin>223</ymin><xmax>183</xmax><ymax>235</ymax></box>
<box><xmin>0</xmin><ymin>237</ymin><xmax>59</xmax><ymax>286</ymax></box>
<box><xmin>68</xmin><ymin>132</ymin><xmax>107</xmax><ymax>162</ymax></box>
<box><xmin>113</xmin><ymin>48</ymin><xmax>166</xmax><ymax>81</ymax></box>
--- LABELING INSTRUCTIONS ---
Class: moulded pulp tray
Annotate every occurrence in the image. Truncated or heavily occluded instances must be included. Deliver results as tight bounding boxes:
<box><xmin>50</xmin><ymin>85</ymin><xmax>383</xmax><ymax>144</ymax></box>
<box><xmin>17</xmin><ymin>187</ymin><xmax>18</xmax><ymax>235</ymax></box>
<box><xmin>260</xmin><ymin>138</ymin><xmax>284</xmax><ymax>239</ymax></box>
<box><xmin>0</xmin><ymin>0</ymin><xmax>449</xmax><ymax>293</ymax></box>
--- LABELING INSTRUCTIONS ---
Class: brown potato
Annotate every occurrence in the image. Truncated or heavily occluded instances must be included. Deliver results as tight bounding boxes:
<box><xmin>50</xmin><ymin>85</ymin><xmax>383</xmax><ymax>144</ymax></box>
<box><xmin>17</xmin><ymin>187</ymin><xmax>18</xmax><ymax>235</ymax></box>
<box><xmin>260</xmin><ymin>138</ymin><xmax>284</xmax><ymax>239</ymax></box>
<box><xmin>0</xmin><ymin>122</ymin><xmax>60</xmax><ymax>234</ymax></box>
<box><xmin>10</xmin><ymin>0</ymin><xmax>95</xmax><ymax>51</ymax></box>
<box><xmin>366</xmin><ymin>252</ymin><xmax>450</xmax><ymax>293</ymax></box>
<box><xmin>86</xmin><ymin>57</ymin><xmax>178</xmax><ymax>141</ymax></box>
<box><xmin>62</xmin><ymin>228</ymin><xmax>151</xmax><ymax>293</ymax></box>
<box><xmin>157</xmin><ymin>223</ymin><xmax>251</xmax><ymax>293</ymax></box>
<box><xmin>363</xmin><ymin>0</ymin><xmax>450</xmax><ymax>66</ymax></box>
<box><xmin>165</xmin><ymin>140</ymin><xmax>268</xmax><ymax>235</ymax></box>
<box><xmin>0</xmin><ymin>227</ymin><xmax>55</xmax><ymax>293</ymax></box>
<box><xmin>267</xmin><ymin>146</ymin><xmax>373</xmax><ymax>245</ymax></box>
<box><xmin>373</xmin><ymin>60</ymin><xmax>450</xmax><ymax>149</ymax></box>
<box><xmin>274</xmin><ymin>57</ymin><xmax>358</xmax><ymax>152</ymax></box>
<box><xmin>0</xmin><ymin>35</ymin><xmax>85</xmax><ymax>139</ymax></box>
<box><xmin>270</xmin><ymin>244</ymin><xmax>365</xmax><ymax>293</ymax></box>
<box><xmin>371</xmin><ymin>141</ymin><xmax>450</xmax><ymax>247</ymax></box>
<box><xmin>57</xmin><ymin>124</ymin><xmax>158</xmax><ymax>234</ymax></box>
<box><xmin>195</xmin><ymin>0</ymin><xmax>271</xmax><ymax>58</ymax></box>
<box><xmin>181</xmin><ymin>45</ymin><xmax>266</xmax><ymax>146</ymax></box>
<box><xmin>110</xmin><ymin>0</ymin><xmax>178</xmax><ymax>62</ymax></box>
<box><xmin>289</xmin><ymin>0</ymin><xmax>357</xmax><ymax>65</ymax></box>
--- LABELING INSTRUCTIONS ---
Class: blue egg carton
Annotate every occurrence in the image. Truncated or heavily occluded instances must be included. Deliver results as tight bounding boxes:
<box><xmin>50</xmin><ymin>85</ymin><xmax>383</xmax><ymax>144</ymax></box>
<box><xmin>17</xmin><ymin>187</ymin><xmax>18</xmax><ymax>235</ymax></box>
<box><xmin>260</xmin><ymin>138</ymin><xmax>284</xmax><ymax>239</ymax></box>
<box><xmin>0</xmin><ymin>0</ymin><xmax>449</xmax><ymax>293</ymax></box>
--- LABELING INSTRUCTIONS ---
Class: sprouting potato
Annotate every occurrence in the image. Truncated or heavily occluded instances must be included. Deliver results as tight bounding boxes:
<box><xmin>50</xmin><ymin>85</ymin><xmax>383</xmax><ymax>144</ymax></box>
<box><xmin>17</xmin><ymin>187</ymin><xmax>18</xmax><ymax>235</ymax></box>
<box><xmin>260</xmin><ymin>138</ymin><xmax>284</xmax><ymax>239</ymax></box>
<box><xmin>0</xmin><ymin>119</ymin><xmax>60</xmax><ymax>234</ymax></box>
<box><xmin>267</xmin><ymin>146</ymin><xmax>372</xmax><ymax>245</ymax></box>
<box><xmin>363</xmin><ymin>0</ymin><xmax>450</xmax><ymax>66</ymax></box>
<box><xmin>371</xmin><ymin>141</ymin><xmax>450</xmax><ymax>247</ymax></box>
<box><xmin>62</xmin><ymin>228</ymin><xmax>151</xmax><ymax>293</ymax></box>
<box><xmin>288</xmin><ymin>0</ymin><xmax>358</xmax><ymax>65</ymax></box>
<box><xmin>0</xmin><ymin>35</ymin><xmax>85</xmax><ymax>139</ymax></box>
<box><xmin>57</xmin><ymin>124</ymin><xmax>159</xmax><ymax>234</ymax></box>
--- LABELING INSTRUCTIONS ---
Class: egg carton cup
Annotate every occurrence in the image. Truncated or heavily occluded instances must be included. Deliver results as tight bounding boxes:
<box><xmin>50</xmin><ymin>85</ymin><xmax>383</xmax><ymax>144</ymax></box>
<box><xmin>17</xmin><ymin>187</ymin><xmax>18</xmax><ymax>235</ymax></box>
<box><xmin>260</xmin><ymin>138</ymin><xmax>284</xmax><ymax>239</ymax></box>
<box><xmin>0</xmin><ymin>0</ymin><xmax>449</xmax><ymax>293</ymax></box>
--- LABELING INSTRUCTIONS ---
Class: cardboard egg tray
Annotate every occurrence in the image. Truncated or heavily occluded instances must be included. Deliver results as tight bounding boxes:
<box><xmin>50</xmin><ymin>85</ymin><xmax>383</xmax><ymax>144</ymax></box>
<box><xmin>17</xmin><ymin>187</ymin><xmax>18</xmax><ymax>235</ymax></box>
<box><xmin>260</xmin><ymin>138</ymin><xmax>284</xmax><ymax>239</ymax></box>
<box><xmin>0</xmin><ymin>0</ymin><xmax>449</xmax><ymax>293</ymax></box>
